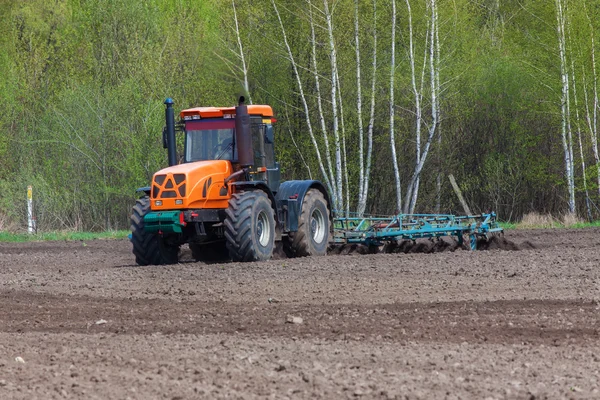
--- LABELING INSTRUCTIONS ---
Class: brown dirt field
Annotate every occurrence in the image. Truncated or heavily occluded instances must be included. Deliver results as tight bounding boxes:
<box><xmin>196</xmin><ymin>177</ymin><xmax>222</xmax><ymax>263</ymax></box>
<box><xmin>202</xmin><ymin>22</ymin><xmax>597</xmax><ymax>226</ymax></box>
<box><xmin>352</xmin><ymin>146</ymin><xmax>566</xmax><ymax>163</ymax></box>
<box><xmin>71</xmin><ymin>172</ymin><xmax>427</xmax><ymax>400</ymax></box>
<box><xmin>1</xmin><ymin>228</ymin><xmax>600</xmax><ymax>399</ymax></box>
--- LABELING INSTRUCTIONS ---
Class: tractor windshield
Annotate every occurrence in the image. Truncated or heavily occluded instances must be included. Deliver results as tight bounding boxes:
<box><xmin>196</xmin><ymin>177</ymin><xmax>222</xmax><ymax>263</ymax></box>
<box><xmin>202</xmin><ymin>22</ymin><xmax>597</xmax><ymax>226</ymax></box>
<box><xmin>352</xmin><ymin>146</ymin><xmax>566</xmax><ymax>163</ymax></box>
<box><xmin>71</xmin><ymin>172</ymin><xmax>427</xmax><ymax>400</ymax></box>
<box><xmin>184</xmin><ymin>120</ymin><xmax>236</xmax><ymax>162</ymax></box>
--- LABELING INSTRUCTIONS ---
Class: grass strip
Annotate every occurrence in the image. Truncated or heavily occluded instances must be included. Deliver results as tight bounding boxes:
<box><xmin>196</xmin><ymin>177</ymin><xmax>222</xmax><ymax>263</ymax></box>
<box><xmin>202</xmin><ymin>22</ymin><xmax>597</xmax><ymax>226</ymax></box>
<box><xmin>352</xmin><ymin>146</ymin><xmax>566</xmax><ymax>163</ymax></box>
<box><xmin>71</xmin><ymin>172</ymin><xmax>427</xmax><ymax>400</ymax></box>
<box><xmin>0</xmin><ymin>230</ymin><xmax>130</xmax><ymax>243</ymax></box>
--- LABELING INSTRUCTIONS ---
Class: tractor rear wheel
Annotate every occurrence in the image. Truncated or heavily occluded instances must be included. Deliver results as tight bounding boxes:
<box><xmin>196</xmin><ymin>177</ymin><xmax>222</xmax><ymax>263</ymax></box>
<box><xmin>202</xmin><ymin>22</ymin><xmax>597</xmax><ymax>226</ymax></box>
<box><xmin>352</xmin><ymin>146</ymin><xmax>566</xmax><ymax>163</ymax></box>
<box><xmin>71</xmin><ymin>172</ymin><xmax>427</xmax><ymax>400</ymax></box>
<box><xmin>130</xmin><ymin>196</ymin><xmax>179</xmax><ymax>265</ymax></box>
<box><xmin>284</xmin><ymin>189</ymin><xmax>330</xmax><ymax>257</ymax></box>
<box><xmin>224</xmin><ymin>191</ymin><xmax>275</xmax><ymax>262</ymax></box>
<box><xmin>190</xmin><ymin>241</ymin><xmax>230</xmax><ymax>263</ymax></box>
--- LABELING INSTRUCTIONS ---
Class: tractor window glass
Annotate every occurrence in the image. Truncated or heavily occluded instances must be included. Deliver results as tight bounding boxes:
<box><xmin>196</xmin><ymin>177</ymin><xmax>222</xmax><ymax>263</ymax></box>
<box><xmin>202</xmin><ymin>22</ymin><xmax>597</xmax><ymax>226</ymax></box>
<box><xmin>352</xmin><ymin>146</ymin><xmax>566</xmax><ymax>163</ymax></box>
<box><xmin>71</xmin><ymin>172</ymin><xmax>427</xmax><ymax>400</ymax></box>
<box><xmin>251</xmin><ymin>124</ymin><xmax>266</xmax><ymax>169</ymax></box>
<box><xmin>264</xmin><ymin>125</ymin><xmax>275</xmax><ymax>168</ymax></box>
<box><xmin>184</xmin><ymin>120</ymin><xmax>235</xmax><ymax>162</ymax></box>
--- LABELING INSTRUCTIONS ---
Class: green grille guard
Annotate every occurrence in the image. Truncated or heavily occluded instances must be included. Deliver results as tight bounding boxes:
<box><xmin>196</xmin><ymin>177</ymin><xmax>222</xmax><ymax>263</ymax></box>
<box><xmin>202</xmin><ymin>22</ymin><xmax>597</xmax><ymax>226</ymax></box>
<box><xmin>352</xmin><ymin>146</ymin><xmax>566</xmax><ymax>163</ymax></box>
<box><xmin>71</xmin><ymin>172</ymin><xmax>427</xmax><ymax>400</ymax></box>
<box><xmin>143</xmin><ymin>211</ymin><xmax>185</xmax><ymax>234</ymax></box>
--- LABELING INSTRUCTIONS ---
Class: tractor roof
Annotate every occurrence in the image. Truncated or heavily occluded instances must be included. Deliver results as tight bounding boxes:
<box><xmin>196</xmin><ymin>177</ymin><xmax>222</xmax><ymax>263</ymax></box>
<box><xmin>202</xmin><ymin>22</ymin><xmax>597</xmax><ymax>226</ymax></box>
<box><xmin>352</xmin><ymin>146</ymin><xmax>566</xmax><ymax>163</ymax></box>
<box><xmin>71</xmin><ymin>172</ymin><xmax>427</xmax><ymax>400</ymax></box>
<box><xmin>180</xmin><ymin>105</ymin><xmax>273</xmax><ymax>119</ymax></box>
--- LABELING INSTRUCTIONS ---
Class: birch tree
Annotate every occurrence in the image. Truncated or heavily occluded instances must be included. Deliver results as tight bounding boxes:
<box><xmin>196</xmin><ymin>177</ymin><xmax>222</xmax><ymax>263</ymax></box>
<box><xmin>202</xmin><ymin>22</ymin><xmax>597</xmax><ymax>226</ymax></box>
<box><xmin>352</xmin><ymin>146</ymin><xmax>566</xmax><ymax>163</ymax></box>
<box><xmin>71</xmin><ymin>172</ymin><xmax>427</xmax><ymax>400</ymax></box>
<box><xmin>355</xmin><ymin>0</ymin><xmax>365</xmax><ymax>215</ymax></box>
<box><xmin>357</xmin><ymin>0</ymin><xmax>378</xmax><ymax>217</ymax></box>
<box><xmin>402</xmin><ymin>0</ymin><xmax>440</xmax><ymax>214</ymax></box>
<box><xmin>269</xmin><ymin>0</ymin><xmax>347</xmax><ymax>212</ymax></box>
<box><xmin>335</xmin><ymin>70</ymin><xmax>350</xmax><ymax>217</ymax></box>
<box><xmin>270</xmin><ymin>0</ymin><xmax>334</xmax><ymax>199</ymax></box>
<box><xmin>434</xmin><ymin>0</ymin><xmax>442</xmax><ymax>214</ymax></box>
<box><xmin>308</xmin><ymin>1</ymin><xmax>338</xmax><ymax>209</ymax></box>
<box><xmin>389</xmin><ymin>0</ymin><xmax>402</xmax><ymax>213</ymax></box>
<box><xmin>323</xmin><ymin>0</ymin><xmax>344</xmax><ymax>212</ymax></box>
<box><xmin>570</xmin><ymin>58</ymin><xmax>592</xmax><ymax>219</ymax></box>
<box><xmin>555</xmin><ymin>0</ymin><xmax>576</xmax><ymax>214</ymax></box>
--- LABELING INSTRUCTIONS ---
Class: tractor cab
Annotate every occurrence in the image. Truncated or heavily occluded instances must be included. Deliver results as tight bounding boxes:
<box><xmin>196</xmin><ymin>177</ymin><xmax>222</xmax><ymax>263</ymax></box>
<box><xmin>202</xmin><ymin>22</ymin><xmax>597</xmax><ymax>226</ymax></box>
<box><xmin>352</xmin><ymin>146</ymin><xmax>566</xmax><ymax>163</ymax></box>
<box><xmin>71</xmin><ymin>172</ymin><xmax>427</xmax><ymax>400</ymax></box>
<box><xmin>175</xmin><ymin>102</ymin><xmax>280</xmax><ymax>192</ymax></box>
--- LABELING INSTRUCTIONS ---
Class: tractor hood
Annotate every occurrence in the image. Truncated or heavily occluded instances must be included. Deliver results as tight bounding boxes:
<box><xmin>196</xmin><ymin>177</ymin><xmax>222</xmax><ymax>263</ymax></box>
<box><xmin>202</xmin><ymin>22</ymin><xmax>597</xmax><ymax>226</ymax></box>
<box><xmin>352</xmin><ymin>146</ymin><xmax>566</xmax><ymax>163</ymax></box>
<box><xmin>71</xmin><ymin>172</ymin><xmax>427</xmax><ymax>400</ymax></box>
<box><xmin>149</xmin><ymin>160</ymin><xmax>233</xmax><ymax>211</ymax></box>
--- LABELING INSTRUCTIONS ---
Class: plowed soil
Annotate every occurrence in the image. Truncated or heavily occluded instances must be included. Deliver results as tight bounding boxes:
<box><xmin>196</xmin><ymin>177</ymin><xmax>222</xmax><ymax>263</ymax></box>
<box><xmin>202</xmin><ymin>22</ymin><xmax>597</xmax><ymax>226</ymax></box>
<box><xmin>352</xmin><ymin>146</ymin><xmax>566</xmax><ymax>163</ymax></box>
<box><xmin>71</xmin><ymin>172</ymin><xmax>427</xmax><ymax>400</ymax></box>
<box><xmin>1</xmin><ymin>228</ymin><xmax>600</xmax><ymax>399</ymax></box>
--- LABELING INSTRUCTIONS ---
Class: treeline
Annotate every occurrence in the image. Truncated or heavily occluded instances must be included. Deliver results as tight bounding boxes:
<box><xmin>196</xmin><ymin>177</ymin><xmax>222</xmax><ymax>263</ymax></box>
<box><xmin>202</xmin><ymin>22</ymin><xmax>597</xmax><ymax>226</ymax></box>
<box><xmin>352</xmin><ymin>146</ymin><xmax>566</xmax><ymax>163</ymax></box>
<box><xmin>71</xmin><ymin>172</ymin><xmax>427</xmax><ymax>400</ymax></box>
<box><xmin>0</xmin><ymin>0</ymin><xmax>599</xmax><ymax>231</ymax></box>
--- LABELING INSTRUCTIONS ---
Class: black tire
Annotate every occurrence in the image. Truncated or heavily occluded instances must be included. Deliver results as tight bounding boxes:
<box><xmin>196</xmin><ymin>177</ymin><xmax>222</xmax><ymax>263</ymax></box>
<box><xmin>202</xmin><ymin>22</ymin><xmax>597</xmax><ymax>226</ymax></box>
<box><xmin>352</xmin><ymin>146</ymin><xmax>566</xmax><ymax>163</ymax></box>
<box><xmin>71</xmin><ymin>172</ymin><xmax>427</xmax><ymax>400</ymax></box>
<box><xmin>284</xmin><ymin>189</ymin><xmax>330</xmax><ymax>257</ymax></box>
<box><xmin>130</xmin><ymin>197</ymin><xmax>179</xmax><ymax>265</ymax></box>
<box><xmin>190</xmin><ymin>241</ymin><xmax>230</xmax><ymax>263</ymax></box>
<box><xmin>224</xmin><ymin>191</ymin><xmax>275</xmax><ymax>262</ymax></box>
<box><xmin>158</xmin><ymin>238</ymin><xmax>179</xmax><ymax>264</ymax></box>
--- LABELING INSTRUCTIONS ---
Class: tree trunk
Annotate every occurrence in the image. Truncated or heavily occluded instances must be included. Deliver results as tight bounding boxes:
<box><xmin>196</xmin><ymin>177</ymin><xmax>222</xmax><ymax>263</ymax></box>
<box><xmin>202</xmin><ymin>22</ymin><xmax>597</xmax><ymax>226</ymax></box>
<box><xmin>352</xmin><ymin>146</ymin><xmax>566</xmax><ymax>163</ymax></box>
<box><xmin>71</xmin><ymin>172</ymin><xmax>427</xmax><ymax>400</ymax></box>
<box><xmin>323</xmin><ymin>0</ymin><xmax>344</xmax><ymax>212</ymax></box>
<box><xmin>358</xmin><ymin>0</ymin><xmax>378</xmax><ymax>217</ymax></box>
<box><xmin>555</xmin><ymin>0</ymin><xmax>575</xmax><ymax>214</ymax></box>
<box><xmin>389</xmin><ymin>0</ymin><xmax>402</xmax><ymax>213</ymax></box>
<box><xmin>355</xmin><ymin>0</ymin><xmax>365</xmax><ymax>214</ymax></box>
<box><xmin>308</xmin><ymin>1</ymin><xmax>337</xmax><ymax>206</ymax></box>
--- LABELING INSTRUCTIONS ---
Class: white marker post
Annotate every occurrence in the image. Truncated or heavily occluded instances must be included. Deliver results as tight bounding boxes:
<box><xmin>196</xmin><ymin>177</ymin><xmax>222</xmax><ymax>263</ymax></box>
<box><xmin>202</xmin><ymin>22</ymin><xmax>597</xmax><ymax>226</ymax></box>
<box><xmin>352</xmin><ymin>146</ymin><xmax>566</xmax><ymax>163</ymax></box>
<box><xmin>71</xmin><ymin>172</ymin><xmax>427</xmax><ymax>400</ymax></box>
<box><xmin>27</xmin><ymin>185</ymin><xmax>34</xmax><ymax>234</ymax></box>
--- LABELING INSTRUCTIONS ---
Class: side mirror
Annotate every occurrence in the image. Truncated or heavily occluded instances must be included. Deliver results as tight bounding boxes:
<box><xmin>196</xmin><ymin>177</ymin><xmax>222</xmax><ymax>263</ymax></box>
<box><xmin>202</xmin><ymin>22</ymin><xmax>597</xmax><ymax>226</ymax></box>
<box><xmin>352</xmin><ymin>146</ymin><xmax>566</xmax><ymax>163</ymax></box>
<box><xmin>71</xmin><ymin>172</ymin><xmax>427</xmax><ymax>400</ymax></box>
<box><xmin>162</xmin><ymin>126</ymin><xmax>168</xmax><ymax>149</ymax></box>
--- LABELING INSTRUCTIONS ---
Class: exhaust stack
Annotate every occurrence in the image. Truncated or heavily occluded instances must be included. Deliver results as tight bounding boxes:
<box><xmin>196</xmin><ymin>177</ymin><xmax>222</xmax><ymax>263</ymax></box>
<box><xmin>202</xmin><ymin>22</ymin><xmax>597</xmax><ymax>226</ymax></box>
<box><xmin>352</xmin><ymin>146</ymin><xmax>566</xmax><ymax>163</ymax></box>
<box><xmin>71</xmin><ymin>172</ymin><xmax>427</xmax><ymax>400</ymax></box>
<box><xmin>235</xmin><ymin>96</ymin><xmax>253</xmax><ymax>167</ymax></box>
<box><xmin>164</xmin><ymin>98</ymin><xmax>177</xmax><ymax>167</ymax></box>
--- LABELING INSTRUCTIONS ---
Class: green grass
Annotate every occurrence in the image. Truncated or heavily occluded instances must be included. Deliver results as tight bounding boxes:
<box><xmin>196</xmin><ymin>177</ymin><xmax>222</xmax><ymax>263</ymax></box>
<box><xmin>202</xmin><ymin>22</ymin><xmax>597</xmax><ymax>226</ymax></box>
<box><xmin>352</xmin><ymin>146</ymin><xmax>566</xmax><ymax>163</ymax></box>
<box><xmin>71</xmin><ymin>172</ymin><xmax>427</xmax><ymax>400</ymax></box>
<box><xmin>498</xmin><ymin>222</ymin><xmax>517</xmax><ymax>230</ymax></box>
<box><xmin>0</xmin><ymin>230</ymin><xmax>130</xmax><ymax>243</ymax></box>
<box><xmin>568</xmin><ymin>220</ymin><xmax>600</xmax><ymax>229</ymax></box>
<box><xmin>499</xmin><ymin>220</ymin><xmax>600</xmax><ymax>230</ymax></box>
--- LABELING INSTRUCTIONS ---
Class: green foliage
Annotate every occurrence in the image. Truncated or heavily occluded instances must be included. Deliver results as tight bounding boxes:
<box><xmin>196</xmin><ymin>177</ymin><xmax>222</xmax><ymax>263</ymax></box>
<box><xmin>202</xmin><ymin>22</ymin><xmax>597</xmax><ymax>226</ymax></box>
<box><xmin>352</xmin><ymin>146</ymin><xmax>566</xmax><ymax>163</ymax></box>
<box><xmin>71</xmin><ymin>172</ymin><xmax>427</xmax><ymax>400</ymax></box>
<box><xmin>2</xmin><ymin>0</ymin><xmax>600</xmax><ymax>231</ymax></box>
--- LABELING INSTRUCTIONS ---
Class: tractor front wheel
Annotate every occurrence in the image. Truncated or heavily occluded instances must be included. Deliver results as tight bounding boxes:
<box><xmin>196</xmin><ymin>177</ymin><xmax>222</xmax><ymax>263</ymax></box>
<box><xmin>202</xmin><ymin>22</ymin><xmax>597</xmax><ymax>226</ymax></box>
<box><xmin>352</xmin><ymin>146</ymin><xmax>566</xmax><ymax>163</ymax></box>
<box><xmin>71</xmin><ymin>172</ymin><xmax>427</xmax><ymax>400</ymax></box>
<box><xmin>224</xmin><ymin>191</ymin><xmax>275</xmax><ymax>262</ymax></box>
<box><xmin>130</xmin><ymin>196</ymin><xmax>179</xmax><ymax>265</ymax></box>
<box><xmin>284</xmin><ymin>189</ymin><xmax>330</xmax><ymax>257</ymax></box>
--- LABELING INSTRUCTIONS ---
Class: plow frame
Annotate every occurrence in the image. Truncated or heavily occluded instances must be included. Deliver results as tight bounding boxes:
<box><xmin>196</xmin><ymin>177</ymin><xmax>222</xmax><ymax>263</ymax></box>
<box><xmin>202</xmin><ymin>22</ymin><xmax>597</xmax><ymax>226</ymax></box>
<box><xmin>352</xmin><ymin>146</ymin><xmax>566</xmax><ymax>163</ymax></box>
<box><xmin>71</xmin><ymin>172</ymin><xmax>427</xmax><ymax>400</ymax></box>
<box><xmin>333</xmin><ymin>212</ymin><xmax>503</xmax><ymax>250</ymax></box>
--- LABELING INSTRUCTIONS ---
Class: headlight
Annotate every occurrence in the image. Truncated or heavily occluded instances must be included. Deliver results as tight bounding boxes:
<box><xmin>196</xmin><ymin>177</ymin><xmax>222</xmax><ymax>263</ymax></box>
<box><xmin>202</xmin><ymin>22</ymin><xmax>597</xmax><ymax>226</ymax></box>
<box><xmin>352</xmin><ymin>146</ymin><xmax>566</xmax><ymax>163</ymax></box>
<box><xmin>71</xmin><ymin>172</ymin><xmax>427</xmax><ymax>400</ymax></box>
<box><xmin>175</xmin><ymin>199</ymin><xmax>183</xmax><ymax>205</ymax></box>
<box><xmin>155</xmin><ymin>200</ymin><xmax>163</xmax><ymax>206</ymax></box>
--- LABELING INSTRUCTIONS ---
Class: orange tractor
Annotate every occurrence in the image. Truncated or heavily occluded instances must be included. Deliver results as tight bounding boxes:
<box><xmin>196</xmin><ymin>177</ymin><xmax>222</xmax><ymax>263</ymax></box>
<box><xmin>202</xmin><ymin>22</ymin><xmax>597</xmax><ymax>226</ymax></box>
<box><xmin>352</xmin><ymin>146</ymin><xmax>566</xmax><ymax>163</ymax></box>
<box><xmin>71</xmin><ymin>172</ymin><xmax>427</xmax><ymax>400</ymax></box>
<box><xmin>130</xmin><ymin>97</ymin><xmax>332</xmax><ymax>264</ymax></box>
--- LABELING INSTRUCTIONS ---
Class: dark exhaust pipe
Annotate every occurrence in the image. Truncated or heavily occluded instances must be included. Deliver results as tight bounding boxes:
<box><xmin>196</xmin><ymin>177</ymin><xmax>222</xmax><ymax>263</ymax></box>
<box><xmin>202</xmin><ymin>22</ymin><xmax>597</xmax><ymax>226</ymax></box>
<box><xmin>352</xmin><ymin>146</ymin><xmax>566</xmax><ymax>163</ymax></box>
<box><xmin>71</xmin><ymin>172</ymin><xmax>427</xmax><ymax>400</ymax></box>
<box><xmin>235</xmin><ymin>96</ymin><xmax>253</xmax><ymax>167</ymax></box>
<box><xmin>164</xmin><ymin>98</ymin><xmax>177</xmax><ymax>167</ymax></box>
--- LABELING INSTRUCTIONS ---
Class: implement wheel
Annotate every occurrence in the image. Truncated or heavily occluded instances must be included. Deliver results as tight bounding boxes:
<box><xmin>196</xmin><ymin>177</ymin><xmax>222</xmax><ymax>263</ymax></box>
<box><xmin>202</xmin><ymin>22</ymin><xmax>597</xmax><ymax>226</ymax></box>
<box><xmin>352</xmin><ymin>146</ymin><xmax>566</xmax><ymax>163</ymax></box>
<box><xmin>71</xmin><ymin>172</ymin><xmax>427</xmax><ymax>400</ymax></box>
<box><xmin>224</xmin><ymin>191</ymin><xmax>275</xmax><ymax>262</ymax></box>
<box><xmin>284</xmin><ymin>189</ymin><xmax>330</xmax><ymax>257</ymax></box>
<box><xmin>130</xmin><ymin>197</ymin><xmax>179</xmax><ymax>265</ymax></box>
<box><xmin>190</xmin><ymin>241</ymin><xmax>230</xmax><ymax>263</ymax></box>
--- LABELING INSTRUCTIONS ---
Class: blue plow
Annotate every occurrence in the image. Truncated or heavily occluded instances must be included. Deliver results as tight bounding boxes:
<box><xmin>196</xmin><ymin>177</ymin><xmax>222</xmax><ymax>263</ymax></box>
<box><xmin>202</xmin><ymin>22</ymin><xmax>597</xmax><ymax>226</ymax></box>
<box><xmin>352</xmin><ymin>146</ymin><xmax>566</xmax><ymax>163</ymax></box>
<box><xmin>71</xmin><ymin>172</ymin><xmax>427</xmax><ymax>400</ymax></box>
<box><xmin>333</xmin><ymin>212</ymin><xmax>503</xmax><ymax>250</ymax></box>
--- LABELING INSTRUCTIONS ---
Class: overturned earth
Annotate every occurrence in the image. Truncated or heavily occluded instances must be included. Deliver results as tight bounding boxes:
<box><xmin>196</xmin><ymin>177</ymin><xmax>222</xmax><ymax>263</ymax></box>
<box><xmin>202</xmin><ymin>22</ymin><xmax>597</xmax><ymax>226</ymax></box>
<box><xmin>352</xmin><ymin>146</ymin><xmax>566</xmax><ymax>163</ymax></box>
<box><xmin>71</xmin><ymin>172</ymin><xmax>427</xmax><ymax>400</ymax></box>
<box><xmin>1</xmin><ymin>227</ymin><xmax>599</xmax><ymax>399</ymax></box>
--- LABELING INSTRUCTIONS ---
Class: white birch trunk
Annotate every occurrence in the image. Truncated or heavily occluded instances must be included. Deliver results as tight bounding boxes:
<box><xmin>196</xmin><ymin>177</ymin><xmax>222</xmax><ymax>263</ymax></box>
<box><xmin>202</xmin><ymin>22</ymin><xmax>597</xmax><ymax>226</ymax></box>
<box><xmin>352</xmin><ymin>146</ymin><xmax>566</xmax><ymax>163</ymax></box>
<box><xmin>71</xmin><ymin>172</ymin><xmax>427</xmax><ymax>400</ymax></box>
<box><xmin>389</xmin><ymin>0</ymin><xmax>402</xmax><ymax>213</ymax></box>
<box><xmin>570</xmin><ymin>58</ymin><xmax>592</xmax><ymax>219</ymax></box>
<box><xmin>308</xmin><ymin>1</ymin><xmax>338</xmax><ymax>206</ymax></box>
<box><xmin>355</xmin><ymin>0</ymin><xmax>365</xmax><ymax>213</ymax></box>
<box><xmin>271</xmin><ymin>0</ymin><xmax>334</xmax><ymax>196</ymax></box>
<box><xmin>403</xmin><ymin>0</ymin><xmax>421</xmax><ymax>213</ymax></box>
<box><xmin>336</xmin><ymin>71</ymin><xmax>350</xmax><ymax>217</ymax></box>
<box><xmin>403</xmin><ymin>0</ymin><xmax>439</xmax><ymax>214</ymax></box>
<box><xmin>434</xmin><ymin>2</ymin><xmax>442</xmax><ymax>214</ymax></box>
<box><xmin>323</xmin><ymin>0</ymin><xmax>344</xmax><ymax>212</ymax></box>
<box><xmin>358</xmin><ymin>0</ymin><xmax>378</xmax><ymax>217</ymax></box>
<box><xmin>555</xmin><ymin>0</ymin><xmax>576</xmax><ymax>214</ymax></box>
